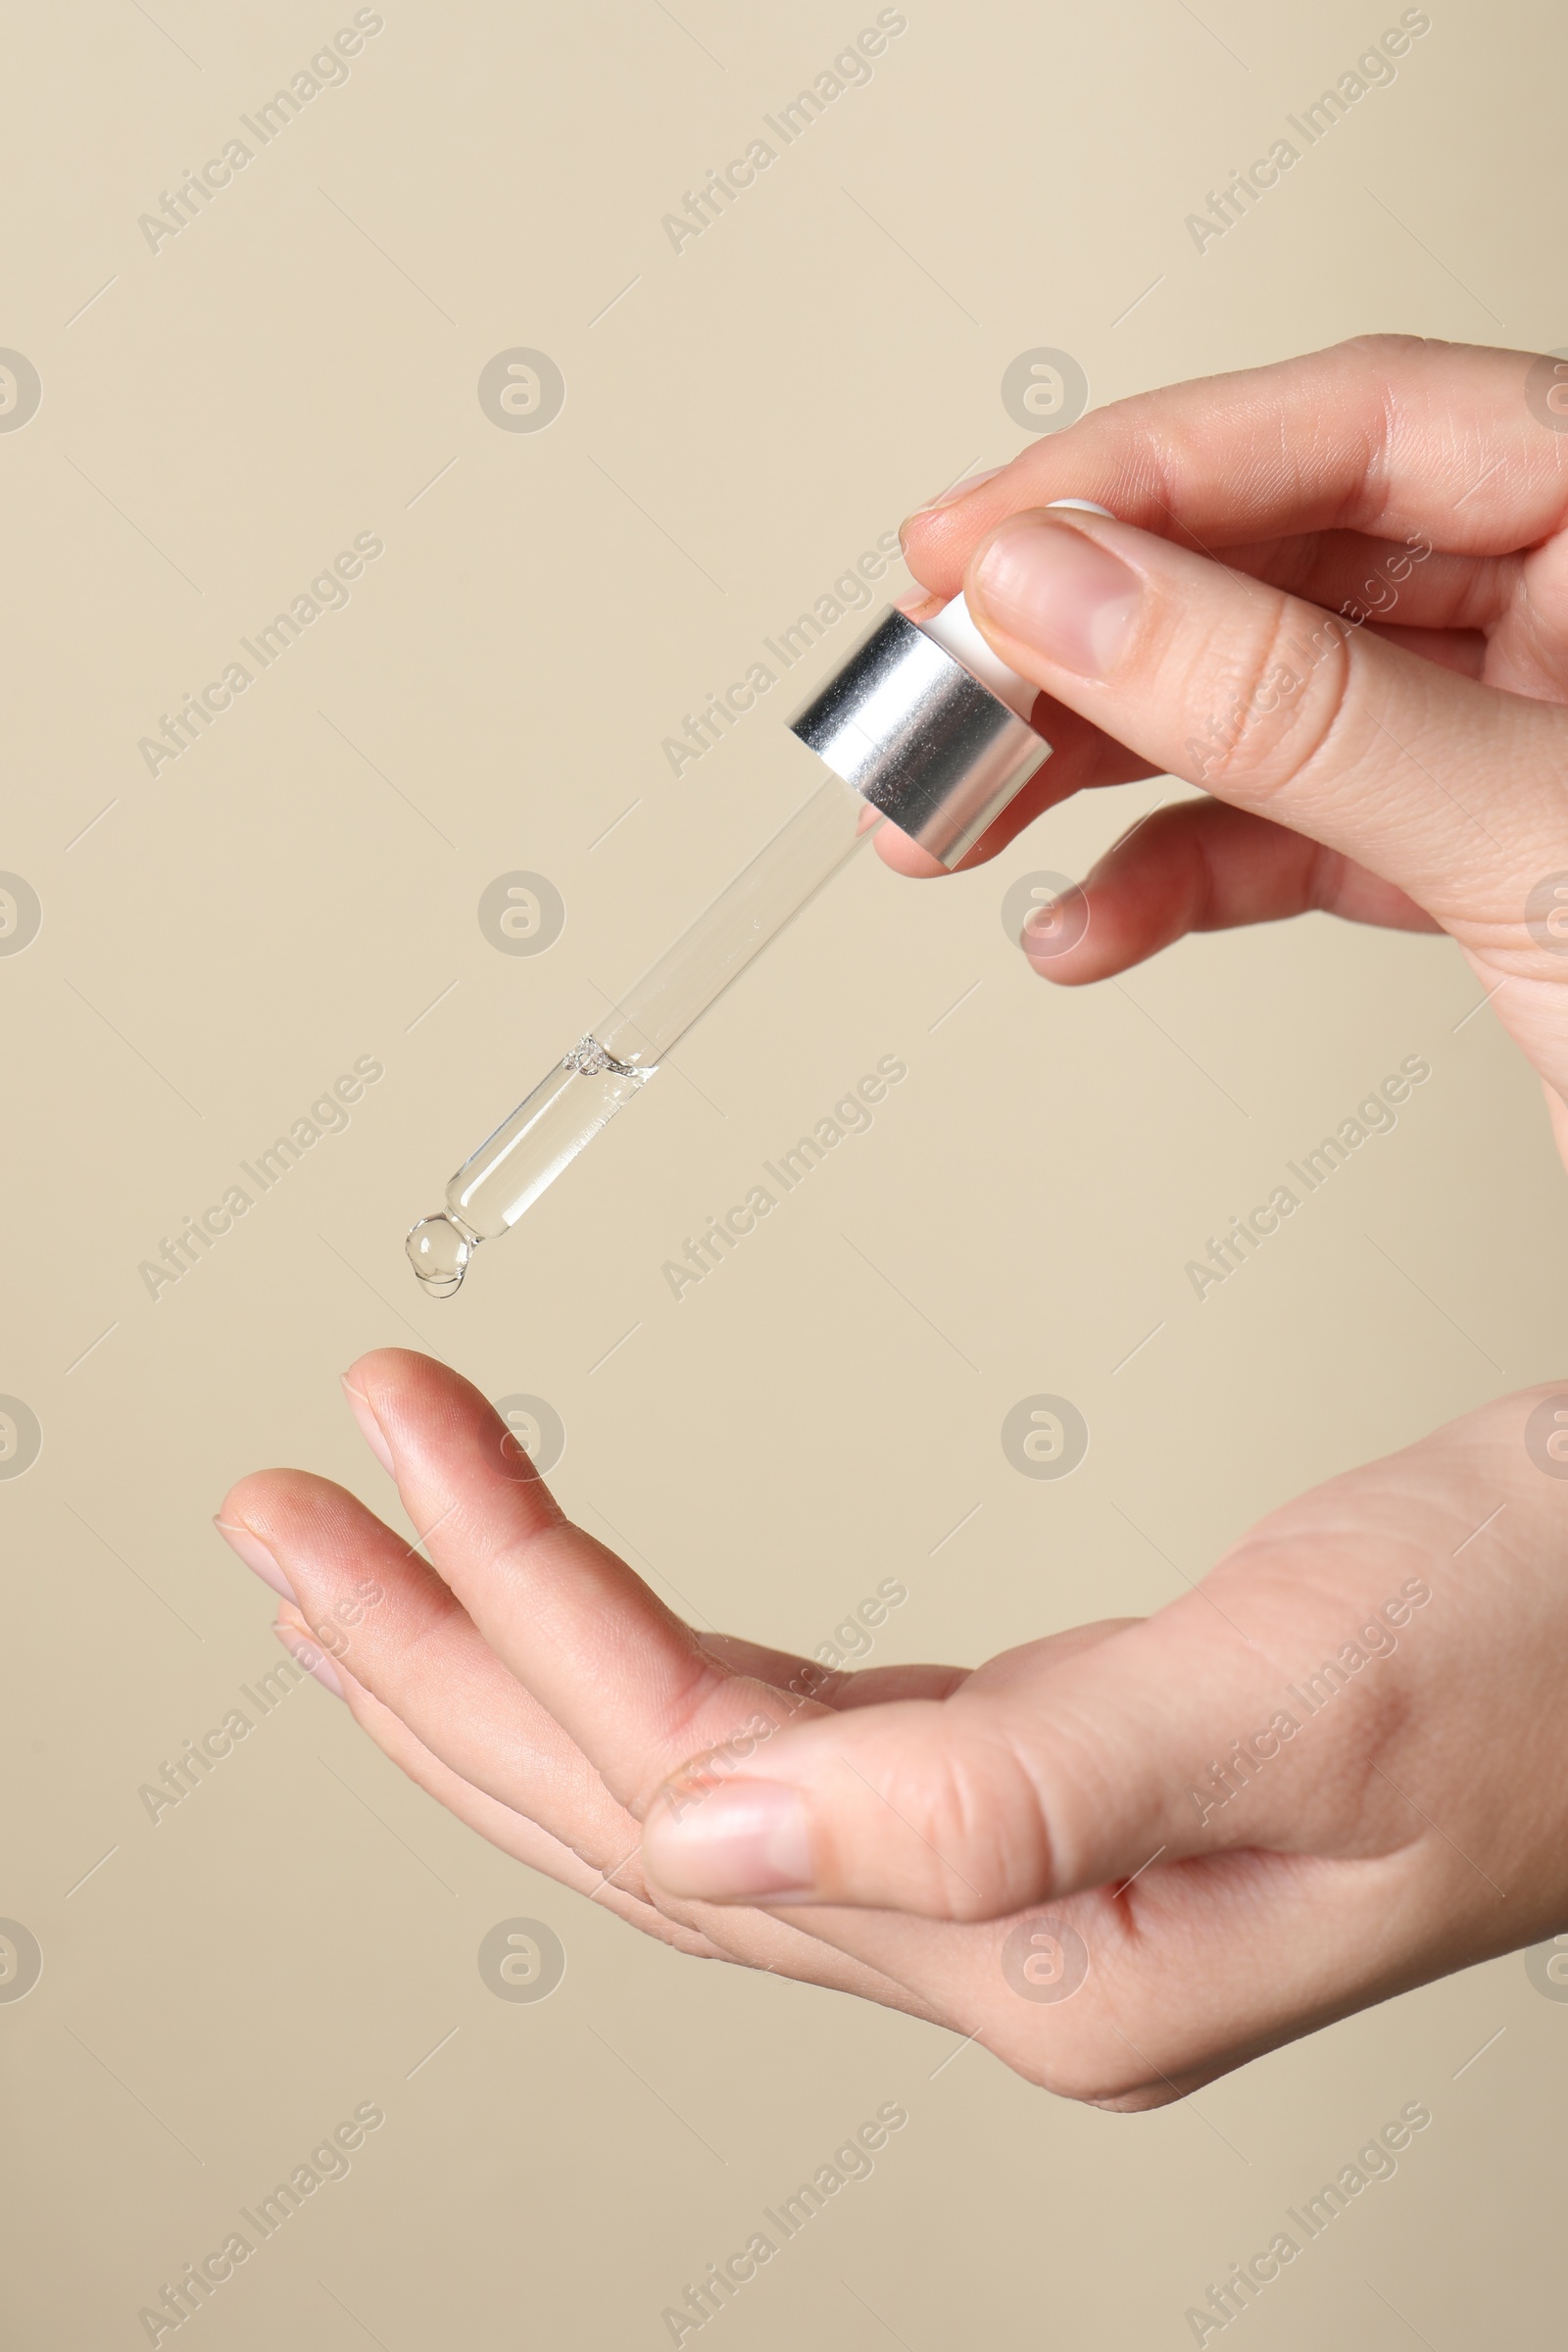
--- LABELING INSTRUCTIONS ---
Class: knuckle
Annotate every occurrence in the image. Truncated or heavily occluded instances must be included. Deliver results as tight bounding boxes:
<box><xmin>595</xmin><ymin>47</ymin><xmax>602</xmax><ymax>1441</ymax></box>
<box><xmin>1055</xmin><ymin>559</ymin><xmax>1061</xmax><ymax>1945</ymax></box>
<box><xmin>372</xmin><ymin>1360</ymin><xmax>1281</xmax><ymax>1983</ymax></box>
<box><xmin>1461</xmin><ymin>827</ymin><xmax>1568</xmax><ymax>986</ymax></box>
<box><xmin>861</xmin><ymin>1735</ymin><xmax>1051</xmax><ymax>1920</ymax></box>
<box><xmin>1336</xmin><ymin>329</ymin><xmax>1430</xmax><ymax>378</ymax></box>
<box><xmin>395</xmin><ymin>1591</ymin><xmax>467</xmax><ymax>1675</ymax></box>
<box><xmin>1208</xmin><ymin>1544</ymin><xmax>1420</xmax><ymax>1845</ymax></box>
<box><xmin>1171</xmin><ymin>585</ymin><xmax>1357</xmax><ymax>805</ymax></box>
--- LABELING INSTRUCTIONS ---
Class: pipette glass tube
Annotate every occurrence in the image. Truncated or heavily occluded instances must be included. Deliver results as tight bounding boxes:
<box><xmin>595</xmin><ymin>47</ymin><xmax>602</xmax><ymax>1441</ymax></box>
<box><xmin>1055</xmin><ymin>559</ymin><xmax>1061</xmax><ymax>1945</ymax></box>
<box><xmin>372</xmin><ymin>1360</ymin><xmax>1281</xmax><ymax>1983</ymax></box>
<box><xmin>407</xmin><ymin>774</ymin><xmax>872</xmax><ymax>1296</ymax></box>
<box><xmin>408</xmin><ymin>576</ymin><xmax>1068</xmax><ymax>1297</ymax></box>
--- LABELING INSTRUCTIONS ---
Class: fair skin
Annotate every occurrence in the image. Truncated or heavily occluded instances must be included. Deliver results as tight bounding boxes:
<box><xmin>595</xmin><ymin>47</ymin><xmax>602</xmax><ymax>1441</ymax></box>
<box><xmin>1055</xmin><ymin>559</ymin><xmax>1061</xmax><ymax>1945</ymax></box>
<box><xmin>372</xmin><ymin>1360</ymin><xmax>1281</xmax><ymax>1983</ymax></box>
<box><xmin>220</xmin><ymin>338</ymin><xmax>1568</xmax><ymax>2106</ymax></box>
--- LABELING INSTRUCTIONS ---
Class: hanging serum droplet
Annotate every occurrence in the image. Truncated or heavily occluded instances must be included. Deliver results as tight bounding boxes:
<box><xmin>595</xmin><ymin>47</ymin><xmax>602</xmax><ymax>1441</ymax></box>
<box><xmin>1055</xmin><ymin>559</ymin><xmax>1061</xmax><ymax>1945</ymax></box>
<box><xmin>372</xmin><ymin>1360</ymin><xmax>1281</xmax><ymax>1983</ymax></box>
<box><xmin>407</xmin><ymin>1211</ymin><xmax>475</xmax><ymax>1298</ymax></box>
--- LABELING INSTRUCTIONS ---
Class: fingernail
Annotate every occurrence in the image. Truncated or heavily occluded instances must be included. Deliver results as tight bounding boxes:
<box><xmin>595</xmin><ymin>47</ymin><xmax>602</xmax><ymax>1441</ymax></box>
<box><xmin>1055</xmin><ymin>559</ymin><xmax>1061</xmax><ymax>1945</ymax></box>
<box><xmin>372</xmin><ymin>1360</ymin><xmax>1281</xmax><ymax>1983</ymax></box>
<box><xmin>1020</xmin><ymin>878</ymin><xmax>1090</xmax><ymax>962</ymax></box>
<box><xmin>340</xmin><ymin>1376</ymin><xmax>395</xmax><ymax>1476</ymax></box>
<box><xmin>899</xmin><ymin>466</ymin><xmax>1007</xmax><ymax>553</ymax></box>
<box><xmin>894</xmin><ymin>586</ymin><xmax>945</xmax><ymax>623</ymax></box>
<box><xmin>973</xmin><ymin>514</ymin><xmax>1141</xmax><ymax>677</ymax></box>
<box><xmin>1023</xmin><ymin>898</ymin><xmax>1068</xmax><ymax>953</ymax></box>
<box><xmin>214</xmin><ymin>1517</ymin><xmax>297</xmax><ymax>1605</ymax></box>
<box><xmin>275</xmin><ymin>1622</ymin><xmax>345</xmax><ymax>1699</ymax></box>
<box><xmin>643</xmin><ymin>1779</ymin><xmax>812</xmax><ymax>1900</ymax></box>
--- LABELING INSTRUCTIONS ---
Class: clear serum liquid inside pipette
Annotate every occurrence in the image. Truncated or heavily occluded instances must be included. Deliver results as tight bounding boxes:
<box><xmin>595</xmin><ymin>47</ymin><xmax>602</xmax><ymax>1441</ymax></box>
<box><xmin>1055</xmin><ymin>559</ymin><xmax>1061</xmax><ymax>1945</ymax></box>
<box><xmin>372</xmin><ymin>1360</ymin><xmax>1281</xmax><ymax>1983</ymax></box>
<box><xmin>407</xmin><ymin>1037</ymin><xmax>652</xmax><ymax>1298</ymax></box>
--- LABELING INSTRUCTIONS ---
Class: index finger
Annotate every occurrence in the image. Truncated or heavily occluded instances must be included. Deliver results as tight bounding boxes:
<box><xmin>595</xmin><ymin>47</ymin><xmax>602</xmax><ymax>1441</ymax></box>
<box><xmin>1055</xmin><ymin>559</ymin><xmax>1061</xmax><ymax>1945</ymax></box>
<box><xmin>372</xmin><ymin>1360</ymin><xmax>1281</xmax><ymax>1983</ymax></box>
<box><xmin>336</xmin><ymin>1349</ymin><xmax>878</xmax><ymax>1811</ymax></box>
<box><xmin>905</xmin><ymin>336</ymin><xmax>1568</xmax><ymax>599</ymax></box>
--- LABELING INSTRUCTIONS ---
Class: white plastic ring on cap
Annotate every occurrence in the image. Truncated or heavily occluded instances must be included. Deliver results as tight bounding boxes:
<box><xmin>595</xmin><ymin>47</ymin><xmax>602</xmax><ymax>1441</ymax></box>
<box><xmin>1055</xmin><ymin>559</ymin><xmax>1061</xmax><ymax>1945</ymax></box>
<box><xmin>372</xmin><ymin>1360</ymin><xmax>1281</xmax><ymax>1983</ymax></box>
<box><xmin>917</xmin><ymin>501</ymin><xmax>1117</xmax><ymax>718</ymax></box>
<box><xmin>917</xmin><ymin>594</ymin><xmax>1036</xmax><ymax>720</ymax></box>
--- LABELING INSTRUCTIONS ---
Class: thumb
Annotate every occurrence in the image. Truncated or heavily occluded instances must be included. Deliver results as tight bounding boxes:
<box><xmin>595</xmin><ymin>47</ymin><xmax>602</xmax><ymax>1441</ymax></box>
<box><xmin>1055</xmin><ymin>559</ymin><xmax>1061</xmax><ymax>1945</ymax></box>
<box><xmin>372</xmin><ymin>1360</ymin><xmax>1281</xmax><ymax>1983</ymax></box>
<box><xmin>639</xmin><ymin>1602</ymin><xmax>1363</xmax><ymax>1919</ymax></box>
<box><xmin>960</xmin><ymin>508</ymin><xmax>1568</xmax><ymax>939</ymax></box>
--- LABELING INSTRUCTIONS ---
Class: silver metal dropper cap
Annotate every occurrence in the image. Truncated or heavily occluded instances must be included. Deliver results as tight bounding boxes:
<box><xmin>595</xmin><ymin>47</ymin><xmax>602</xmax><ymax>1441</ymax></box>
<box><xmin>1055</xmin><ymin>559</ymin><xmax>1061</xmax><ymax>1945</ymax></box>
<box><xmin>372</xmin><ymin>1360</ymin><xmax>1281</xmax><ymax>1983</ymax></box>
<box><xmin>787</xmin><ymin>599</ymin><xmax>1051</xmax><ymax>868</ymax></box>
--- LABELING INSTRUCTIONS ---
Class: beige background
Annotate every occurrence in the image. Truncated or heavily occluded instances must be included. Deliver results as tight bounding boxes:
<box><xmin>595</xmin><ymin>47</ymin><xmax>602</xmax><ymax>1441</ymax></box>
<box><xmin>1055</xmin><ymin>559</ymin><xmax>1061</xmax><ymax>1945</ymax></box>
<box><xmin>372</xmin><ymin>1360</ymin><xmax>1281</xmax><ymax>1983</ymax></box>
<box><xmin>3</xmin><ymin>0</ymin><xmax>1567</xmax><ymax>2344</ymax></box>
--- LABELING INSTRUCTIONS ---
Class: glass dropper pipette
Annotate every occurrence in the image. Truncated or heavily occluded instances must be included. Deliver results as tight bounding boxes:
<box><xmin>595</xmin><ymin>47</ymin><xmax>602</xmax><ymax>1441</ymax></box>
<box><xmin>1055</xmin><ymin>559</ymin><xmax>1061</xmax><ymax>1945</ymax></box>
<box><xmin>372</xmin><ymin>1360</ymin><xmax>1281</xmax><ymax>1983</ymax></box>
<box><xmin>407</xmin><ymin>772</ymin><xmax>886</xmax><ymax>1295</ymax></box>
<box><xmin>405</xmin><ymin>548</ymin><xmax>1098</xmax><ymax>1298</ymax></box>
